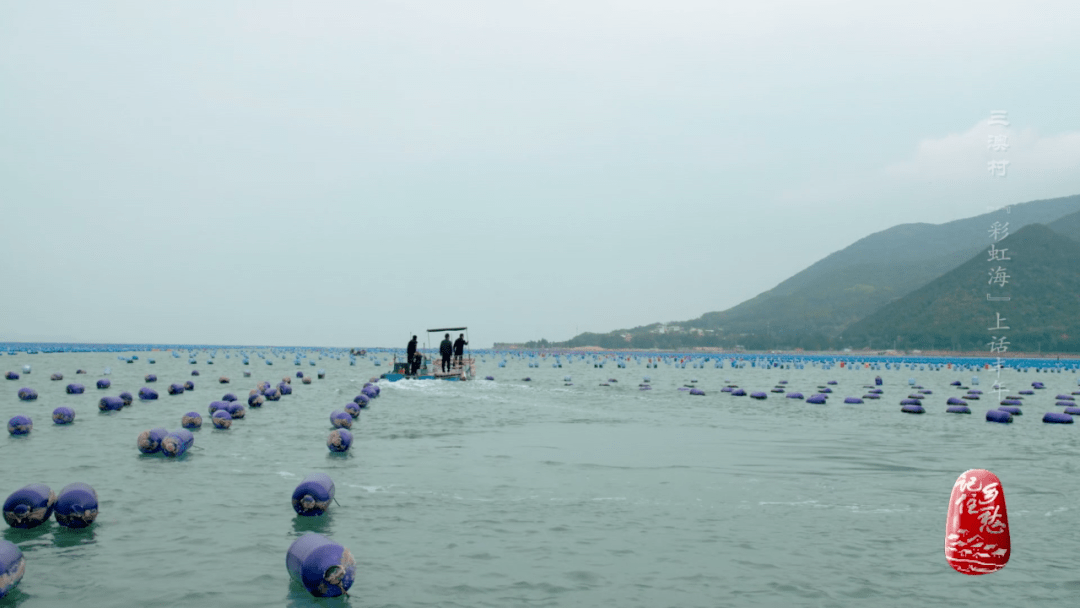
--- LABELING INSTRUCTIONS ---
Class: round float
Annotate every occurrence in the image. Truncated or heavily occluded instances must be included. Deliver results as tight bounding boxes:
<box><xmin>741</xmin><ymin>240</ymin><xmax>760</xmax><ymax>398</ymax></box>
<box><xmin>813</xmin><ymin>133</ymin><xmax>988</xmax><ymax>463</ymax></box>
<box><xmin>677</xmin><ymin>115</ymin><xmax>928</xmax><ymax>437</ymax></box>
<box><xmin>137</xmin><ymin>428</ymin><xmax>169</xmax><ymax>454</ymax></box>
<box><xmin>3</xmin><ymin>484</ymin><xmax>56</xmax><ymax>528</ymax></box>
<box><xmin>54</xmin><ymin>483</ymin><xmax>98</xmax><ymax>528</ymax></box>
<box><xmin>0</xmin><ymin>540</ymin><xmax>24</xmax><ymax>598</ymax></box>
<box><xmin>327</xmin><ymin>429</ymin><xmax>352</xmax><ymax>453</ymax></box>
<box><xmin>161</xmin><ymin>429</ymin><xmax>195</xmax><ymax>457</ymax></box>
<box><xmin>181</xmin><ymin>412</ymin><xmax>203</xmax><ymax>429</ymax></box>
<box><xmin>285</xmin><ymin>532</ymin><xmax>355</xmax><ymax>597</ymax></box>
<box><xmin>52</xmin><ymin>407</ymin><xmax>75</xmax><ymax>424</ymax></box>
<box><xmin>292</xmin><ymin>473</ymin><xmax>335</xmax><ymax>517</ymax></box>
<box><xmin>212</xmin><ymin>411</ymin><xmax>232</xmax><ymax>429</ymax></box>
<box><xmin>7</xmin><ymin>416</ymin><xmax>31</xmax><ymax>435</ymax></box>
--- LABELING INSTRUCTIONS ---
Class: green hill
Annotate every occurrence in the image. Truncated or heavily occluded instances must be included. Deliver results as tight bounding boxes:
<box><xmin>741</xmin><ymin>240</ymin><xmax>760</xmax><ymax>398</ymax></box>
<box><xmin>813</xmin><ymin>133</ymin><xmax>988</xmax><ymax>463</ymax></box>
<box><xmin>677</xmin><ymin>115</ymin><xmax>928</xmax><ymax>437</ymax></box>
<box><xmin>556</xmin><ymin>194</ymin><xmax>1080</xmax><ymax>350</ymax></box>
<box><xmin>843</xmin><ymin>223</ymin><xmax>1080</xmax><ymax>352</ymax></box>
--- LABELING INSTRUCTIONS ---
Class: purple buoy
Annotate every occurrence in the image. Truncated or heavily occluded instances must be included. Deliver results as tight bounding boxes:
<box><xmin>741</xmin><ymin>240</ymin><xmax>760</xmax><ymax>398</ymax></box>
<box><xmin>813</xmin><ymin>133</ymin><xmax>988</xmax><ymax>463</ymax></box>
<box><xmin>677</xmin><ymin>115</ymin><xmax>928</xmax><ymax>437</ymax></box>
<box><xmin>208</xmin><ymin>401</ymin><xmax>229</xmax><ymax>414</ymax></box>
<box><xmin>145</xmin><ymin>374</ymin><xmax>157</xmax><ymax>383</ymax></box>
<box><xmin>292</xmin><ymin>473</ymin><xmax>335</xmax><ymax>517</ymax></box>
<box><xmin>7</xmin><ymin>415</ymin><xmax>32</xmax><ymax>435</ymax></box>
<box><xmin>947</xmin><ymin>397</ymin><xmax>966</xmax><ymax>406</ymax></box>
<box><xmin>52</xmin><ymin>407</ymin><xmax>75</xmax><ymax>424</ymax></box>
<box><xmin>161</xmin><ymin>429</ymin><xmax>195</xmax><ymax>457</ymax></box>
<box><xmin>806</xmin><ymin>395</ymin><xmax>827</xmax><ymax>404</ymax></box>
<box><xmin>3</xmin><ymin>484</ymin><xmax>56</xmax><ymax>529</ymax></box>
<box><xmin>167</xmin><ymin>383</ymin><xmax>185</xmax><ymax>395</ymax></box>
<box><xmin>986</xmin><ymin>409</ymin><xmax>1013</xmax><ymax>423</ymax></box>
<box><xmin>690</xmin><ymin>388</ymin><xmax>706</xmax><ymax>396</ymax></box>
<box><xmin>4</xmin><ymin>372</ymin><xmax>19</xmax><ymax>380</ymax></box>
<box><xmin>946</xmin><ymin>406</ymin><xmax>971</xmax><ymax>414</ymax></box>
<box><xmin>327</xmin><ymin>429</ymin><xmax>352</xmax><ymax>453</ymax></box>
<box><xmin>998</xmin><ymin>406</ymin><xmax>1022</xmax><ymax>416</ymax></box>
<box><xmin>181</xmin><ymin>412</ymin><xmax>203</xmax><ymax>429</ymax></box>
<box><xmin>183</xmin><ymin>380</ymin><xmax>194</xmax><ymax>391</ymax></box>
<box><xmin>66</xmin><ymin>383</ymin><xmax>85</xmax><ymax>394</ymax></box>
<box><xmin>353</xmin><ymin>394</ymin><xmax>370</xmax><ymax>409</ymax></box>
<box><xmin>212</xmin><ymin>410</ymin><xmax>232</xmax><ymax>429</ymax></box>
<box><xmin>1065</xmin><ymin>407</ymin><xmax>1080</xmax><ymax>416</ymax></box>
<box><xmin>137</xmin><ymin>428</ymin><xmax>169</xmax><ymax>454</ymax></box>
<box><xmin>248</xmin><ymin>393</ymin><xmax>265</xmax><ymax>407</ymax></box>
<box><xmin>54</xmin><ymin>483</ymin><xmax>98</xmax><ymax>528</ymax></box>
<box><xmin>0</xmin><ymin>539</ymin><xmax>25</xmax><ymax>598</ymax></box>
<box><xmin>222</xmin><ymin>393</ymin><xmax>238</xmax><ymax>402</ymax></box>
<box><xmin>344</xmin><ymin>402</ymin><xmax>361</xmax><ymax>418</ymax></box>
<box><xmin>138</xmin><ymin>387</ymin><xmax>158</xmax><ymax>400</ymax></box>
<box><xmin>1043</xmin><ymin>412</ymin><xmax>1073</xmax><ymax>424</ymax></box>
<box><xmin>225</xmin><ymin>402</ymin><xmax>245</xmax><ymax>419</ymax></box>
<box><xmin>844</xmin><ymin>397</ymin><xmax>863</xmax><ymax>404</ymax></box>
<box><xmin>285</xmin><ymin>532</ymin><xmax>356</xmax><ymax>597</ymax></box>
<box><xmin>786</xmin><ymin>392</ymin><xmax>804</xmax><ymax>399</ymax></box>
<box><xmin>98</xmin><ymin>396</ymin><xmax>123</xmax><ymax>411</ymax></box>
<box><xmin>119</xmin><ymin>391</ymin><xmax>133</xmax><ymax>406</ymax></box>
<box><xmin>326</xmin><ymin>412</ymin><xmax>352</xmax><ymax>429</ymax></box>
<box><xmin>749</xmin><ymin>391</ymin><xmax>766</xmax><ymax>399</ymax></box>
<box><xmin>901</xmin><ymin>404</ymin><xmax>925</xmax><ymax>414</ymax></box>
<box><xmin>96</xmin><ymin>379</ymin><xmax>111</xmax><ymax>389</ymax></box>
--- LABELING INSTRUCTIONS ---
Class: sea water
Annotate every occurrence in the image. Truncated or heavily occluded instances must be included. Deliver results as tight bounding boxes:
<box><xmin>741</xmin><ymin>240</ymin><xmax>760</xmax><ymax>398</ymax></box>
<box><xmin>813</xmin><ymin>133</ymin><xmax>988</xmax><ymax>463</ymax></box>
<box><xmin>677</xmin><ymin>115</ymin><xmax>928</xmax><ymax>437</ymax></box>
<box><xmin>2</xmin><ymin>352</ymin><xmax>1080</xmax><ymax>607</ymax></box>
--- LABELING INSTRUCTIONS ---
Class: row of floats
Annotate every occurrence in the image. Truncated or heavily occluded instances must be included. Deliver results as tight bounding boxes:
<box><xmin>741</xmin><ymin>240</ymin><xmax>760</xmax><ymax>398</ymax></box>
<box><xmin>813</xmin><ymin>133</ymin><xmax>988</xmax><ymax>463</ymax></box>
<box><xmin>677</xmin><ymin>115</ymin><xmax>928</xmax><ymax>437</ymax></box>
<box><xmin>1</xmin><ymin>471</ymin><xmax>359</xmax><ymax>598</ymax></box>
<box><xmin>6</xmin><ymin>371</ymin><xmax>383</xmax><ymax>455</ymax></box>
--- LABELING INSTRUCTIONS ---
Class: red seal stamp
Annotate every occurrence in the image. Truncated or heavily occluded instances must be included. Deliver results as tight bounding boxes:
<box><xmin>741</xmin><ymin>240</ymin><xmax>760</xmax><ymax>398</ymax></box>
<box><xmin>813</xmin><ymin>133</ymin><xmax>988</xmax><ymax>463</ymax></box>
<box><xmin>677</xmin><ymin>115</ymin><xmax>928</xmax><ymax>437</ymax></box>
<box><xmin>945</xmin><ymin>469</ymin><xmax>1010</xmax><ymax>575</ymax></box>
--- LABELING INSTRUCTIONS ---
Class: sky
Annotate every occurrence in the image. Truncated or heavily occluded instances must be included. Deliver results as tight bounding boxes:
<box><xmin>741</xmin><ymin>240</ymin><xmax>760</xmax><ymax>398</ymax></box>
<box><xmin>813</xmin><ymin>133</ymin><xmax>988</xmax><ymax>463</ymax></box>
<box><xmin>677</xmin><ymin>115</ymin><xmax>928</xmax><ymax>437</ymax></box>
<box><xmin>2</xmin><ymin>0</ymin><xmax>1079</xmax><ymax>348</ymax></box>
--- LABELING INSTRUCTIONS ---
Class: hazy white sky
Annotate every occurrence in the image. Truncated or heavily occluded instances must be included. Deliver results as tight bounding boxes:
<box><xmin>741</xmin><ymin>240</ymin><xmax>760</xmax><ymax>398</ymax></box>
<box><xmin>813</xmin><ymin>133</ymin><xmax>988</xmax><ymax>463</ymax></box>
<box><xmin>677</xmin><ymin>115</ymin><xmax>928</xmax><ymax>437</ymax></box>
<box><xmin>2</xmin><ymin>1</ymin><xmax>1079</xmax><ymax>347</ymax></box>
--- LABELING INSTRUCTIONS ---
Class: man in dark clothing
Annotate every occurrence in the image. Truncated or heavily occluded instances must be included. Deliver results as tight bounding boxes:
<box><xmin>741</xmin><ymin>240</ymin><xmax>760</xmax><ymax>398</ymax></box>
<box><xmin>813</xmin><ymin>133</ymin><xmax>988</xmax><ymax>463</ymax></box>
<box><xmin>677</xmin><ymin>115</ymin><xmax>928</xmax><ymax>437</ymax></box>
<box><xmin>453</xmin><ymin>334</ymin><xmax>468</xmax><ymax>367</ymax></box>
<box><xmin>406</xmin><ymin>335</ymin><xmax>419</xmax><ymax>376</ymax></box>
<box><xmin>410</xmin><ymin>352</ymin><xmax>423</xmax><ymax>376</ymax></box>
<box><xmin>439</xmin><ymin>333</ymin><xmax>453</xmax><ymax>373</ymax></box>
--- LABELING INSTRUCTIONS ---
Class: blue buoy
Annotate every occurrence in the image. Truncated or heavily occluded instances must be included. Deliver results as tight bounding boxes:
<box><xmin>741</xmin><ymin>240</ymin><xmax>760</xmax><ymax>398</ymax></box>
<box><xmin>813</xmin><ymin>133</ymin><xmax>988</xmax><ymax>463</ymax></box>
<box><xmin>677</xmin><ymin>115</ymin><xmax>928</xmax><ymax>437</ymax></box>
<box><xmin>208</xmin><ymin>401</ymin><xmax>228</xmax><ymax>414</ymax></box>
<box><xmin>946</xmin><ymin>406</ymin><xmax>971</xmax><ymax>414</ymax></box>
<box><xmin>212</xmin><ymin>411</ymin><xmax>232</xmax><ymax>429</ymax></box>
<box><xmin>285</xmin><ymin>532</ymin><xmax>355</xmax><ymax>597</ymax></box>
<box><xmin>998</xmin><ymin>406</ymin><xmax>1022</xmax><ymax>416</ymax></box>
<box><xmin>844</xmin><ymin>397</ymin><xmax>863</xmax><ymax>404</ymax></box>
<box><xmin>0</xmin><ymin>540</ymin><xmax>25</xmax><ymax>598</ymax></box>
<box><xmin>353</xmin><ymin>394</ymin><xmax>370</xmax><ymax>409</ymax></box>
<box><xmin>225</xmin><ymin>402</ymin><xmax>245</xmax><ymax>419</ymax></box>
<box><xmin>162</xmin><ymin>429</ymin><xmax>195</xmax><ymax>457</ymax></box>
<box><xmin>901</xmin><ymin>404</ymin><xmax>925</xmax><ymax>414</ymax></box>
<box><xmin>181</xmin><ymin>412</ymin><xmax>202</xmax><ymax>429</ymax></box>
<box><xmin>7</xmin><ymin>415</ymin><xmax>31</xmax><ymax>435</ymax></box>
<box><xmin>137</xmin><ymin>428</ymin><xmax>169</xmax><ymax>454</ymax></box>
<box><xmin>66</xmin><ymin>383</ymin><xmax>85</xmax><ymax>394</ymax></box>
<box><xmin>3</xmin><ymin>484</ymin><xmax>56</xmax><ymax>528</ymax></box>
<box><xmin>248</xmin><ymin>393</ymin><xmax>265</xmax><ymax>407</ymax></box>
<box><xmin>183</xmin><ymin>380</ymin><xmax>194</xmax><ymax>391</ymax></box>
<box><xmin>222</xmin><ymin>393</ymin><xmax>238</xmax><ymax>402</ymax></box>
<box><xmin>327</xmin><ymin>429</ymin><xmax>352</xmax><ymax>453</ymax></box>
<box><xmin>168</xmin><ymin>383</ymin><xmax>185</xmax><ymax>395</ymax></box>
<box><xmin>138</xmin><ymin>387</ymin><xmax>158</xmax><ymax>400</ymax></box>
<box><xmin>344</xmin><ymin>402</ymin><xmax>361</xmax><ymax>418</ymax></box>
<box><xmin>4</xmin><ymin>372</ymin><xmax>19</xmax><ymax>380</ymax></box>
<box><xmin>119</xmin><ymin>391</ymin><xmax>133</xmax><ymax>406</ymax></box>
<box><xmin>96</xmin><ymin>379</ymin><xmax>111</xmax><ymax>389</ymax></box>
<box><xmin>986</xmin><ymin>409</ymin><xmax>1013</xmax><ymax>423</ymax></box>
<box><xmin>98</xmin><ymin>396</ymin><xmax>123</xmax><ymax>411</ymax></box>
<box><xmin>52</xmin><ymin>407</ymin><xmax>75</xmax><ymax>424</ymax></box>
<box><xmin>54</xmin><ymin>483</ymin><xmax>98</xmax><ymax>528</ymax></box>
<box><xmin>1043</xmin><ymin>412</ymin><xmax>1074</xmax><ymax>424</ymax></box>
<box><xmin>292</xmin><ymin>473</ymin><xmax>335</xmax><ymax>516</ymax></box>
<box><xmin>145</xmin><ymin>374</ymin><xmax>157</xmax><ymax>383</ymax></box>
<box><xmin>330</xmin><ymin>411</ymin><xmax>352</xmax><ymax>429</ymax></box>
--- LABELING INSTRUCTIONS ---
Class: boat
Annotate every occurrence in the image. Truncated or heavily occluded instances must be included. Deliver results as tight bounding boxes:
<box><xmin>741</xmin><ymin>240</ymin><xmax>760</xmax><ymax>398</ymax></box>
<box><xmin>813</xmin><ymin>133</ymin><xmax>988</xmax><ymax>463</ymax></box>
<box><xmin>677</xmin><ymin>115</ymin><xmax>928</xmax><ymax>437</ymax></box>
<box><xmin>381</xmin><ymin>327</ymin><xmax>475</xmax><ymax>382</ymax></box>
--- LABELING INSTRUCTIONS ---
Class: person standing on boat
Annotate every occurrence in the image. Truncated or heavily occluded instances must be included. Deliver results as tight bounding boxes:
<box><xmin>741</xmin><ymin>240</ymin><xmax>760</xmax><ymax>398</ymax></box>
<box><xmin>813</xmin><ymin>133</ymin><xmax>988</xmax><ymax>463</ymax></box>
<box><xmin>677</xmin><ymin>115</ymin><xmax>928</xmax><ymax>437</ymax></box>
<box><xmin>407</xmin><ymin>335</ymin><xmax>419</xmax><ymax>376</ymax></box>
<box><xmin>439</xmin><ymin>333</ymin><xmax>453</xmax><ymax>373</ymax></box>
<box><xmin>453</xmin><ymin>334</ymin><xmax>468</xmax><ymax>367</ymax></box>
